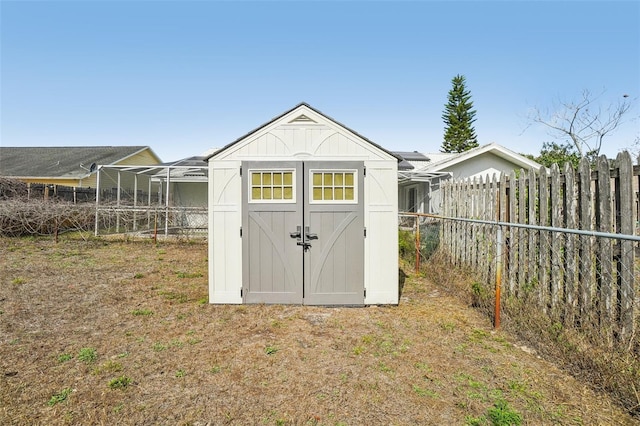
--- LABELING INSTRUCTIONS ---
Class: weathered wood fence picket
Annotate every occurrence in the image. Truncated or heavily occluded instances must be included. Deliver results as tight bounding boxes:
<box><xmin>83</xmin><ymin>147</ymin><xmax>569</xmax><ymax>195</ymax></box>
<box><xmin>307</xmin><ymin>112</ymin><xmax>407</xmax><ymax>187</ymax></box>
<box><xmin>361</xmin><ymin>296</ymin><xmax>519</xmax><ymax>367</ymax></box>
<box><xmin>440</xmin><ymin>152</ymin><xmax>639</xmax><ymax>349</ymax></box>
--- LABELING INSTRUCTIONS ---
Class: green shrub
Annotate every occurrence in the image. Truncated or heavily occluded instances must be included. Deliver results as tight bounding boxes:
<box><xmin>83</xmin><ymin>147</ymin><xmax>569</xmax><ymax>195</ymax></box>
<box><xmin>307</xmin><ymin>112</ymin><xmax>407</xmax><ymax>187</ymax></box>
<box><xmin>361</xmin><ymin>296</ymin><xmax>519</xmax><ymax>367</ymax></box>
<box><xmin>399</xmin><ymin>229</ymin><xmax>414</xmax><ymax>261</ymax></box>
<box><xmin>419</xmin><ymin>222</ymin><xmax>440</xmax><ymax>259</ymax></box>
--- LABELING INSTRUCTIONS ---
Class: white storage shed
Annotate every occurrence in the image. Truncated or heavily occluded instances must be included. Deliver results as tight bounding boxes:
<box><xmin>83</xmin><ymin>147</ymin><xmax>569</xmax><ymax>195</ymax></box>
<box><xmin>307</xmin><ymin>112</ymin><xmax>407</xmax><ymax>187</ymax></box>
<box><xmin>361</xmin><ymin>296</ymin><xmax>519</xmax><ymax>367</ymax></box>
<box><xmin>207</xmin><ymin>103</ymin><xmax>400</xmax><ymax>305</ymax></box>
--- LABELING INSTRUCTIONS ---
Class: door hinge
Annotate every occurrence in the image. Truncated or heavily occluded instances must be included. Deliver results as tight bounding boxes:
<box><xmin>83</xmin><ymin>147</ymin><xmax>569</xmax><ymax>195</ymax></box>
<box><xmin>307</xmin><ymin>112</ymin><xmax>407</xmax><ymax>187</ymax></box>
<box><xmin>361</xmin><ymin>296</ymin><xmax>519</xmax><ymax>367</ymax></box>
<box><xmin>240</xmin><ymin>288</ymin><xmax>243</xmax><ymax>297</ymax></box>
<box><xmin>240</xmin><ymin>227</ymin><xmax>242</xmax><ymax>237</ymax></box>
<box><xmin>363</xmin><ymin>166</ymin><xmax>366</xmax><ymax>177</ymax></box>
<box><xmin>364</xmin><ymin>288</ymin><xmax>367</xmax><ymax>298</ymax></box>
<box><xmin>239</xmin><ymin>166</ymin><xmax>242</xmax><ymax>176</ymax></box>
<box><xmin>364</xmin><ymin>228</ymin><xmax>367</xmax><ymax>238</ymax></box>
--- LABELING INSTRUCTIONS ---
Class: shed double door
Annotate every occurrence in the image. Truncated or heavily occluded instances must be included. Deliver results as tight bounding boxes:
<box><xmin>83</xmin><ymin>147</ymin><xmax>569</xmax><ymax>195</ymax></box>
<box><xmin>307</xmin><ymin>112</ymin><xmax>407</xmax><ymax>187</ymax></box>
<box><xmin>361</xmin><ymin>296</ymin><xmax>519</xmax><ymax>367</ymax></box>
<box><xmin>242</xmin><ymin>161</ymin><xmax>364</xmax><ymax>305</ymax></box>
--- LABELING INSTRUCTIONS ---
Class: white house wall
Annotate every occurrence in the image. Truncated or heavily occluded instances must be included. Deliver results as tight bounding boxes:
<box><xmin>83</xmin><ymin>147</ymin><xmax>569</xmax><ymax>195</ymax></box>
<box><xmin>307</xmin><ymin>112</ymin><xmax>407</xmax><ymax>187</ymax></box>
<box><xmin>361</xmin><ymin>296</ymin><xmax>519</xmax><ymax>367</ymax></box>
<box><xmin>442</xmin><ymin>152</ymin><xmax>520</xmax><ymax>180</ymax></box>
<box><xmin>209</xmin><ymin>105</ymin><xmax>398</xmax><ymax>305</ymax></box>
<box><xmin>428</xmin><ymin>178</ymin><xmax>444</xmax><ymax>214</ymax></box>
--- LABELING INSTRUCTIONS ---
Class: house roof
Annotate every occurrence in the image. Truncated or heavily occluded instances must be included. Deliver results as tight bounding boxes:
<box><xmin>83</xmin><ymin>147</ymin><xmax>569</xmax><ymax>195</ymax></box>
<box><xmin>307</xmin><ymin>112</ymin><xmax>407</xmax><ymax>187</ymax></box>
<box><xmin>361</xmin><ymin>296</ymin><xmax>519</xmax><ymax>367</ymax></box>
<box><xmin>153</xmin><ymin>155</ymin><xmax>209</xmax><ymax>180</ymax></box>
<box><xmin>394</xmin><ymin>151</ymin><xmax>430</xmax><ymax>162</ymax></box>
<box><xmin>424</xmin><ymin>152</ymin><xmax>455</xmax><ymax>163</ymax></box>
<box><xmin>419</xmin><ymin>143</ymin><xmax>541</xmax><ymax>173</ymax></box>
<box><xmin>160</xmin><ymin>155</ymin><xmax>208</xmax><ymax>168</ymax></box>
<box><xmin>398</xmin><ymin>143</ymin><xmax>542</xmax><ymax>184</ymax></box>
<box><xmin>393</xmin><ymin>151</ymin><xmax>430</xmax><ymax>171</ymax></box>
<box><xmin>208</xmin><ymin>102</ymin><xmax>404</xmax><ymax>163</ymax></box>
<box><xmin>0</xmin><ymin>146</ymin><xmax>161</xmax><ymax>179</ymax></box>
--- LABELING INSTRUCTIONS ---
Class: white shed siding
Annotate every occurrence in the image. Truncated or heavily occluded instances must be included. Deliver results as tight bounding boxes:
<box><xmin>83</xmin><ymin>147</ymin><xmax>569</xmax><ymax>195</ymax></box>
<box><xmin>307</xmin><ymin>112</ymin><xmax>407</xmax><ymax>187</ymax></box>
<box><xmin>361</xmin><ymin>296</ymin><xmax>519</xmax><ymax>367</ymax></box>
<box><xmin>208</xmin><ymin>162</ymin><xmax>243</xmax><ymax>303</ymax></box>
<box><xmin>215</xmin><ymin>127</ymin><xmax>385</xmax><ymax>162</ymax></box>
<box><xmin>363</xmin><ymin>162</ymin><xmax>398</xmax><ymax>304</ymax></box>
<box><xmin>208</xmin><ymin>104</ymin><xmax>399</xmax><ymax>305</ymax></box>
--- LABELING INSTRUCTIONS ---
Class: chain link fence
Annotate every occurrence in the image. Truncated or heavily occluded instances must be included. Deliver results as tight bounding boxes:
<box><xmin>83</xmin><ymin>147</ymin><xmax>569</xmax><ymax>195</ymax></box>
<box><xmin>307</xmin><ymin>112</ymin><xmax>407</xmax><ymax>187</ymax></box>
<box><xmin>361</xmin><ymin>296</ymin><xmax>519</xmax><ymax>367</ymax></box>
<box><xmin>407</xmin><ymin>152</ymin><xmax>640</xmax><ymax>416</ymax></box>
<box><xmin>400</xmin><ymin>211</ymin><xmax>640</xmax><ymax>415</ymax></box>
<box><xmin>398</xmin><ymin>214</ymin><xmax>440</xmax><ymax>272</ymax></box>
<box><xmin>0</xmin><ymin>177</ymin><xmax>208</xmax><ymax>240</ymax></box>
<box><xmin>437</xmin><ymin>216</ymin><xmax>639</xmax><ymax>347</ymax></box>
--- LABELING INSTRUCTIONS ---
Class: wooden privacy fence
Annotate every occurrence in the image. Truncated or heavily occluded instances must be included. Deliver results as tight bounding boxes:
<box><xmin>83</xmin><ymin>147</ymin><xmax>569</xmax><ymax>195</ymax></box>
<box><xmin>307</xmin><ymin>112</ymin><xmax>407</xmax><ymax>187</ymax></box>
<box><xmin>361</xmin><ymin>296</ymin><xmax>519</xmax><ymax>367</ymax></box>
<box><xmin>440</xmin><ymin>151</ymin><xmax>638</xmax><ymax>348</ymax></box>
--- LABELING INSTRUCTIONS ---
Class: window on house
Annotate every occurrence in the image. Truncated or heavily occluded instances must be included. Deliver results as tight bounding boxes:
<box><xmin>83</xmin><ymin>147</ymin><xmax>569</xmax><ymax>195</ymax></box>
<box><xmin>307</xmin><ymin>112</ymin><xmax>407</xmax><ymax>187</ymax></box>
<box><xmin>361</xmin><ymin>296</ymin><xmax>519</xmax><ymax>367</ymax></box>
<box><xmin>408</xmin><ymin>187</ymin><xmax>417</xmax><ymax>212</ymax></box>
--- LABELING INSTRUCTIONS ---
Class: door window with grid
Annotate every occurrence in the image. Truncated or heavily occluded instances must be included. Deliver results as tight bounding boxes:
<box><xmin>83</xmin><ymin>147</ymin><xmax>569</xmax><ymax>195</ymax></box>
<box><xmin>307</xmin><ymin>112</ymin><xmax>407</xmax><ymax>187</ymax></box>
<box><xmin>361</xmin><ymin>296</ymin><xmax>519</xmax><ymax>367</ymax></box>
<box><xmin>249</xmin><ymin>169</ymin><xmax>296</xmax><ymax>202</ymax></box>
<box><xmin>309</xmin><ymin>170</ymin><xmax>357</xmax><ymax>204</ymax></box>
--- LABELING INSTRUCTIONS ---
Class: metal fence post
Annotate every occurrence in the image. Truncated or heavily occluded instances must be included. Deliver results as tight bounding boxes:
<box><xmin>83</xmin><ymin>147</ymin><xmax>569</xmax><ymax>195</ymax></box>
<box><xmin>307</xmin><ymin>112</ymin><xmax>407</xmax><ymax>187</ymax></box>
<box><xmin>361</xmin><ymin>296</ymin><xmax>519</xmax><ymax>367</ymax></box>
<box><xmin>495</xmin><ymin>224</ymin><xmax>502</xmax><ymax>329</ymax></box>
<box><xmin>415</xmin><ymin>216</ymin><xmax>421</xmax><ymax>274</ymax></box>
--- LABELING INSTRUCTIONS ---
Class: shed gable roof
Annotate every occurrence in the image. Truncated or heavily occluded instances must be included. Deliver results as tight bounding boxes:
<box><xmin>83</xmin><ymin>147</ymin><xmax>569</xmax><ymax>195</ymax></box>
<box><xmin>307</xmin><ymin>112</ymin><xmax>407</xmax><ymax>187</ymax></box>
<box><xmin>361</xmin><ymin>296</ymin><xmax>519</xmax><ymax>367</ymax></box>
<box><xmin>0</xmin><ymin>146</ymin><xmax>161</xmax><ymax>179</ymax></box>
<box><xmin>209</xmin><ymin>103</ymin><xmax>402</xmax><ymax>163</ymax></box>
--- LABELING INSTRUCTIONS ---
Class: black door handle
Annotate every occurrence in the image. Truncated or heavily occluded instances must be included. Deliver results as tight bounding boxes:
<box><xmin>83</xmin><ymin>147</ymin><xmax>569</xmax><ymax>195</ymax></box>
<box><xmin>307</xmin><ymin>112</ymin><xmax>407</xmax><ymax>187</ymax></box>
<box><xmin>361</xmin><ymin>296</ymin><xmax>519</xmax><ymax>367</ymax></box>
<box><xmin>305</xmin><ymin>226</ymin><xmax>318</xmax><ymax>240</ymax></box>
<box><xmin>290</xmin><ymin>225</ymin><xmax>301</xmax><ymax>239</ymax></box>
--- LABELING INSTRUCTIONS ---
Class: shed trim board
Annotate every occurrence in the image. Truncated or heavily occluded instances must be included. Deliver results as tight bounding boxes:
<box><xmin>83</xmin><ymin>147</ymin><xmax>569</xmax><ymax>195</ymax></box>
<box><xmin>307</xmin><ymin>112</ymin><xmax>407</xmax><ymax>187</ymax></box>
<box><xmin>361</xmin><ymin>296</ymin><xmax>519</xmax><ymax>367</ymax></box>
<box><xmin>208</xmin><ymin>104</ymin><xmax>399</xmax><ymax>305</ymax></box>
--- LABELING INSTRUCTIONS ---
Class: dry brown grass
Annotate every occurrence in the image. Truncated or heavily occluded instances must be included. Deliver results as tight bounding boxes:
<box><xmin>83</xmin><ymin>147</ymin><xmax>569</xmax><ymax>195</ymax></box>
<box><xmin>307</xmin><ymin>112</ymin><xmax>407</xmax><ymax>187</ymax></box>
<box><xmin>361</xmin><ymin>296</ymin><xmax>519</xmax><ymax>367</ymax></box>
<box><xmin>423</xmin><ymin>250</ymin><xmax>640</xmax><ymax>422</ymax></box>
<box><xmin>0</xmin><ymin>236</ymin><xmax>636</xmax><ymax>425</ymax></box>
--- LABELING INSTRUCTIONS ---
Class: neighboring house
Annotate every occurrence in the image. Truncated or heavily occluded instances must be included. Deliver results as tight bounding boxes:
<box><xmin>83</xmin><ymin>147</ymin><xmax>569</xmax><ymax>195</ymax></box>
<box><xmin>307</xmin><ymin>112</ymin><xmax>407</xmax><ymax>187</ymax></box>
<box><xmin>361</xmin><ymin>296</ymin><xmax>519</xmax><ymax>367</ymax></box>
<box><xmin>397</xmin><ymin>142</ymin><xmax>542</xmax><ymax>215</ymax></box>
<box><xmin>0</xmin><ymin>146</ymin><xmax>162</xmax><ymax>188</ymax></box>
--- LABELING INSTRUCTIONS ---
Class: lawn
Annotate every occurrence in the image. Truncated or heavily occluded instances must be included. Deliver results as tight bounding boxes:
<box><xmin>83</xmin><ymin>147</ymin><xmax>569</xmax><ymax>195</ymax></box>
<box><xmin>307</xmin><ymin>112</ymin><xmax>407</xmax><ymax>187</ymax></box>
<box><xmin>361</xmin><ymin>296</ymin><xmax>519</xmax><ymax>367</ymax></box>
<box><xmin>0</xmin><ymin>236</ymin><xmax>635</xmax><ymax>425</ymax></box>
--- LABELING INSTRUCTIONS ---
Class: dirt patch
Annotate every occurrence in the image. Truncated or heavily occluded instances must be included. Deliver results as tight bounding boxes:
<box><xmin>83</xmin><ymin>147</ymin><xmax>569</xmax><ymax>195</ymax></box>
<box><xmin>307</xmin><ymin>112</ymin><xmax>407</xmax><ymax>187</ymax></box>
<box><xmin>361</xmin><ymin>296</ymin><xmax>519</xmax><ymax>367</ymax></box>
<box><xmin>0</xmin><ymin>236</ymin><xmax>636</xmax><ymax>425</ymax></box>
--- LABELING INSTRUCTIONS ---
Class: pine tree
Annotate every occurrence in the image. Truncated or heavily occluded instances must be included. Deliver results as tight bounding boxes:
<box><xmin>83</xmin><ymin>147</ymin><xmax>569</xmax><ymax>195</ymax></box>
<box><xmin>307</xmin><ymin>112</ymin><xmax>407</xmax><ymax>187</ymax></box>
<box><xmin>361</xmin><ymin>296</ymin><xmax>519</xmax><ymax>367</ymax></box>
<box><xmin>441</xmin><ymin>74</ymin><xmax>478</xmax><ymax>153</ymax></box>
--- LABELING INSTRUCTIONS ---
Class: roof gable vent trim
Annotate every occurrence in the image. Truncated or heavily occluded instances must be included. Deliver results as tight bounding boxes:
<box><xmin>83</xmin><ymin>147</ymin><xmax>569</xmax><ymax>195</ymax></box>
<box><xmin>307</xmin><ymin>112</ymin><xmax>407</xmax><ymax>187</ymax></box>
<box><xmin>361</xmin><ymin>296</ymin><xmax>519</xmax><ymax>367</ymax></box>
<box><xmin>289</xmin><ymin>114</ymin><xmax>317</xmax><ymax>124</ymax></box>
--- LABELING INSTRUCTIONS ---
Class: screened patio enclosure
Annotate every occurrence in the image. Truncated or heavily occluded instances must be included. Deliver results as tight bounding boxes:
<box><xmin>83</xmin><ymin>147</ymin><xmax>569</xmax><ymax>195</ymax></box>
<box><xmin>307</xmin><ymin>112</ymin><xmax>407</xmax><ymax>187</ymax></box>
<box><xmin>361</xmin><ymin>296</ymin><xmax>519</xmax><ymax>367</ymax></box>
<box><xmin>94</xmin><ymin>157</ymin><xmax>208</xmax><ymax>237</ymax></box>
<box><xmin>397</xmin><ymin>169</ymin><xmax>450</xmax><ymax>228</ymax></box>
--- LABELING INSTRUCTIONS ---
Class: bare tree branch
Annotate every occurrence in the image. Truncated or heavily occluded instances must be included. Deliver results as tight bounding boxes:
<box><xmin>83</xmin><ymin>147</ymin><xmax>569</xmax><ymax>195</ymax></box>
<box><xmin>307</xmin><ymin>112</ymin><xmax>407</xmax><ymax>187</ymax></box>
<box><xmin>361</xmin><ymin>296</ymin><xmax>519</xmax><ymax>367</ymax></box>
<box><xmin>529</xmin><ymin>89</ymin><xmax>634</xmax><ymax>159</ymax></box>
